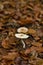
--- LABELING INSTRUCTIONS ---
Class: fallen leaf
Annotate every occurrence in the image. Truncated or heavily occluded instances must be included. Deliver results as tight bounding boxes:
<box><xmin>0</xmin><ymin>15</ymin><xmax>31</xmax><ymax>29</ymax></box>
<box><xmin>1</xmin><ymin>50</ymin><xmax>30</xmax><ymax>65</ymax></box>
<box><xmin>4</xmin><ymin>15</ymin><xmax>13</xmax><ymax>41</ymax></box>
<box><xmin>3</xmin><ymin>52</ymin><xmax>19</xmax><ymax>60</ymax></box>
<box><xmin>28</xmin><ymin>28</ymin><xmax>36</xmax><ymax>34</ymax></box>
<box><xmin>32</xmin><ymin>42</ymin><xmax>42</xmax><ymax>47</ymax></box>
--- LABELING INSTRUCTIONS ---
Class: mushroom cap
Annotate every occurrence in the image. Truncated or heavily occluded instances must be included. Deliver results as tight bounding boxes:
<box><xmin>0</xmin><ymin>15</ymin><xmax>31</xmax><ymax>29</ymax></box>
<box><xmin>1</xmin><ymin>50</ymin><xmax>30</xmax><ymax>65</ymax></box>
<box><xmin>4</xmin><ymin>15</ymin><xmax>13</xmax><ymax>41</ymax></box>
<box><xmin>15</xmin><ymin>33</ymin><xmax>29</xmax><ymax>39</ymax></box>
<box><xmin>17</xmin><ymin>27</ymin><xmax>28</xmax><ymax>33</ymax></box>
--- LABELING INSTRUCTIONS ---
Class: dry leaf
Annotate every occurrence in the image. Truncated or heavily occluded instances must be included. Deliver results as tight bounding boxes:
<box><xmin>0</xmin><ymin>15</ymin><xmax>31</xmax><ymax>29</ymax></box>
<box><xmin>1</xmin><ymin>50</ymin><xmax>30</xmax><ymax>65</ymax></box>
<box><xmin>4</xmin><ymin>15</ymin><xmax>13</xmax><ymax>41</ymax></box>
<box><xmin>2</xmin><ymin>38</ymin><xmax>10</xmax><ymax>49</ymax></box>
<box><xmin>3</xmin><ymin>52</ymin><xmax>19</xmax><ymax>60</ymax></box>
<box><xmin>28</xmin><ymin>28</ymin><xmax>36</xmax><ymax>34</ymax></box>
<box><xmin>32</xmin><ymin>42</ymin><xmax>42</xmax><ymax>47</ymax></box>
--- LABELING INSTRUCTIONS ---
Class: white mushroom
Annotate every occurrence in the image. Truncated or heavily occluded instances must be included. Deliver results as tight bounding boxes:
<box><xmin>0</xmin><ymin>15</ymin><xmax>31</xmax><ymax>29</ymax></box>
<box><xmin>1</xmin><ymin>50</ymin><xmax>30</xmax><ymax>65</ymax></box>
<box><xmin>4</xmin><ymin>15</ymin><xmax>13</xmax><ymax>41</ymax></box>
<box><xmin>17</xmin><ymin>27</ymin><xmax>28</xmax><ymax>33</ymax></box>
<box><xmin>15</xmin><ymin>33</ymin><xmax>29</xmax><ymax>39</ymax></box>
<box><xmin>15</xmin><ymin>33</ymin><xmax>29</xmax><ymax>48</ymax></box>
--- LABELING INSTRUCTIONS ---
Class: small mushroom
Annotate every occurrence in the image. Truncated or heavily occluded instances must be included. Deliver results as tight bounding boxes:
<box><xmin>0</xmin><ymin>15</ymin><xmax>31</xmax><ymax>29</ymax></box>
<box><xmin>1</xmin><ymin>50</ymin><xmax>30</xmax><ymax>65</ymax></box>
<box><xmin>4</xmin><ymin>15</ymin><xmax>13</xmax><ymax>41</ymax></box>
<box><xmin>17</xmin><ymin>27</ymin><xmax>28</xmax><ymax>33</ymax></box>
<box><xmin>15</xmin><ymin>33</ymin><xmax>29</xmax><ymax>39</ymax></box>
<box><xmin>15</xmin><ymin>33</ymin><xmax>29</xmax><ymax>48</ymax></box>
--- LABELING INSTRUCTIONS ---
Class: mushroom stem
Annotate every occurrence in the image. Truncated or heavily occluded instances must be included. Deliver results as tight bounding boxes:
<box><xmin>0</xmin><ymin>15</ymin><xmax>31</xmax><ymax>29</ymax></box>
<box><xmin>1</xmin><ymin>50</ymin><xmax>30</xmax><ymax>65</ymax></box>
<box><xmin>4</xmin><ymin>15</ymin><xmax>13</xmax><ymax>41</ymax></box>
<box><xmin>21</xmin><ymin>39</ymin><xmax>25</xmax><ymax>49</ymax></box>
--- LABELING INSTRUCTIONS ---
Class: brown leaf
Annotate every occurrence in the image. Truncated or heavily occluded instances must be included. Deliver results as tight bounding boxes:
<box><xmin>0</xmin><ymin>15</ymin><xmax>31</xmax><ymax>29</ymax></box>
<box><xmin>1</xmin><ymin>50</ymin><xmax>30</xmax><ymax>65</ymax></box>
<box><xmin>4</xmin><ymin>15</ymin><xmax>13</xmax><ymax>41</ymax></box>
<box><xmin>32</xmin><ymin>42</ymin><xmax>42</xmax><ymax>47</ymax></box>
<box><xmin>28</xmin><ymin>28</ymin><xmax>36</xmax><ymax>34</ymax></box>
<box><xmin>2</xmin><ymin>38</ymin><xmax>10</xmax><ymax>49</ymax></box>
<box><xmin>24</xmin><ymin>48</ymin><xmax>31</xmax><ymax>55</ymax></box>
<box><xmin>36</xmin><ymin>47</ymin><xmax>43</xmax><ymax>53</ymax></box>
<box><xmin>3</xmin><ymin>52</ymin><xmax>19</xmax><ymax>60</ymax></box>
<box><xmin>18</xmin><ymin>17</ymin><xmax>33</xmax><ymax>25</ymax></box>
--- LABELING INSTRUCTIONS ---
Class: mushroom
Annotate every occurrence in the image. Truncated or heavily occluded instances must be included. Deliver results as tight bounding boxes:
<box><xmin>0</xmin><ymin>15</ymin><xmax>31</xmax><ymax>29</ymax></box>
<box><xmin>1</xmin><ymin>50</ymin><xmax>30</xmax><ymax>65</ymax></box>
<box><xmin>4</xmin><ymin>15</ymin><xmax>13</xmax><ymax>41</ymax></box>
<box><xmin>15</xmin><ymin>33</ymin><xmax>29</xmax><ymax>48</ymax></box>
<box><xmin>17</xmin><ymin>27</ymin><xmax>28</xmax><ymax>33</ymax></box>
